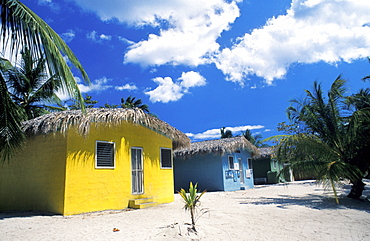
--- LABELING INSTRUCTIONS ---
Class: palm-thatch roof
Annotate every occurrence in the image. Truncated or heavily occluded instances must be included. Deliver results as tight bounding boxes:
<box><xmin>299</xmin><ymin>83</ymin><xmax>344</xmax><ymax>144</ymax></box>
<box><xmin>22</xmin><ymin>108</ymin><xmax>190</xmax><ymax>149</ymax></box>
<box><xmin>253</xmin><ymin>147</ymin><xmax>274</xmax><ymax>160</ymax></box>
<box><xmin>174</xmin><ymin>136</ymin><xmax>260</xmax><ymax>159</ymax></box>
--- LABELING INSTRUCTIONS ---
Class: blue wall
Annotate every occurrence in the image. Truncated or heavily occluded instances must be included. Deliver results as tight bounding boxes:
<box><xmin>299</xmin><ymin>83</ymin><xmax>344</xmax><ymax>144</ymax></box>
<box><xmin>174</xmin><ymin>153</ymin><xmax>223</xmax><ymax>192</ymax></box>
<box><xmin>222</xmin><ymin>149</ymin><xmax>254</xmax><ymax>191</ymax></box>
<box><xmin>174</xmin><ymin>150</ymin><xmax>254</xmax><ymax>192</ymax></box>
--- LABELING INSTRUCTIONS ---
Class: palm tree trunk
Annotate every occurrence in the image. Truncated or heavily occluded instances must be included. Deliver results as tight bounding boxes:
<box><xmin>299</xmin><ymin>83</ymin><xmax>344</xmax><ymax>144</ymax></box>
<box><xmin>347</xmin><ymin>179</ymin><xmax>365</xmax><ymax>199</ymax></box>
<box><xmin>190</xmin><ymin>208</ymin><xmax>197</xmax><ymax>231</ymax></box>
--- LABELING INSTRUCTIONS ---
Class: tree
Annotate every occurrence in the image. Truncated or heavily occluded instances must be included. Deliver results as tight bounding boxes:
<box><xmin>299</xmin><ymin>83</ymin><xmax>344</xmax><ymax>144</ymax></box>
<box><xmin>65</xmin><ymin>94</ymin><xmax>98</xmax><ymax>110</ymax></box>
<box><xmin>120</xmin><ymin>95</ymin><xmax>149</xmax><ymax>113</ymax></box>
<box><xmin>268</xmin><ymin>77</ymin><xmax>370</xmax><ymax>203</ymax></box>
<box><xmin>242</xmin><ymin>129</ymin><xmax>269</xmax><ymax>147</ymax></box>
<box><xmin>220</xmin><ymin>127</ymin><xmax>233</xmax><ymax>138</ymax></box>
<box><xmin>4</xmin><ymin>48</ymin><xmax>63</xmax><ymax>120</ymax></box>
<box><xmin>0</xmin><ymin>0</ymin><xmax>89</xmax><ymax>162</ymax></box>
<box><xmin>178</xmin><ymin>182</ymin><xmax>207</xmax><ymax>232</ymax></box>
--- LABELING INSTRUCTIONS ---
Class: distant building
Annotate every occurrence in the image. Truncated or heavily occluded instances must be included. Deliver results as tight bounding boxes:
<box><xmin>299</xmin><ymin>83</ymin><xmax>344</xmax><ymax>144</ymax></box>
<box><xmin>174</xmin><ymin>136</ymin><xmax>259</xmax><ymax>192</ymax></box>
<box><xmin>252</xmin><ymin>147</ymin><xmax>285</xmax><ymax>184</ymax></box>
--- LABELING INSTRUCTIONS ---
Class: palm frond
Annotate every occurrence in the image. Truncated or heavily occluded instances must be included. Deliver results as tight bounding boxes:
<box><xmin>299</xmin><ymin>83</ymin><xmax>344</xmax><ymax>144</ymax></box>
<box><xmin>1</xmin><ymin>0</ymin><xmax>89</xmax><ymax>106</ymax></box>
<box><xmin>0</xmin><ymin>68</ymin><xmax>26</xmax><ymax>162</ymax></box>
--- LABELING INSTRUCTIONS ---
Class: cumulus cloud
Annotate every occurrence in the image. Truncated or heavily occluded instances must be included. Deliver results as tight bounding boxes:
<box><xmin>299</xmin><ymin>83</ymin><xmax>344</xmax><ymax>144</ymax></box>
<box><xmin>118</xmin><ymin>36</ymin><xmax>135</xmax><ymax>45</ymax></box>
<box><xmin>61</xmin><ymin>30</ymin><xmax>75</xmax><ymax>43</ymax></box>
<box><xmin>186</xmin><ymin>125</ymin><xmax>265</xmax><ymax>141</ymax></box>
<box><xmin>145</xmin><ymin>71</ymin><xmax>206</xmax><ymax>103</ymax></box>
<box><xmin>38</xmin><ymin>0</ymin><xmax>60</xmax><ymax>12</ymax></box>
<box><xmin>87</xmin><ymin>31</ymin><xmax>112</xmax><ymax>43</ymax></box>
<box><xmin>115</xmin><ymin>83</ymin><xmax>138</xmax><ymax>91</ymax></box>
<box><xmin>72</xmin><ymin>0</ymin><xmax>370</xmax><ymax>85</ymax></box>
<box><xmin>77</xmin><ymin>77</ymin><xmax>112</xmax><ymax>93</ymax></box>
<box><xmin>215</xmin><ymin>0</ymin><xmax>370</xmax><ymax>85</ymax></box>
<box><xmin>71</xmin><ymin>0</ymin><xmax>240</xmax><ymax>66</ymax></box>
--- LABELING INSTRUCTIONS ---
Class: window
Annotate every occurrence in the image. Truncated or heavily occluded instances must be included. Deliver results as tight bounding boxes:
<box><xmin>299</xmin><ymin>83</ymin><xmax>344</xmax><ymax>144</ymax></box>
<box><xmin>248</xmin><ymin>158</ymin><xmax>253</xmax><ymax>169</ymax></box>
<box><xmin>228</xmin><ymin>156</ymin><xmax>234</xmax><ymax>170</ymax></box>
<box><xmin>160</xmin><ymin>148</ymin><xmax>172</xmax><ymax>168</ymax></box>
<box><xmin>96</xmin><ymin>141</ymin><xmax>115</xmax><ymax>168</ymax></box>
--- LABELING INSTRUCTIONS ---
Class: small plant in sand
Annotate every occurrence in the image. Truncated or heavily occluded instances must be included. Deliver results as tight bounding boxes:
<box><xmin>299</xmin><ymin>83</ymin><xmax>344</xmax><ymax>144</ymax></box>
<box><xmin>178</xmin><ymin>182</ymin><xmax>207</xmax><ymax>232</ymax></box>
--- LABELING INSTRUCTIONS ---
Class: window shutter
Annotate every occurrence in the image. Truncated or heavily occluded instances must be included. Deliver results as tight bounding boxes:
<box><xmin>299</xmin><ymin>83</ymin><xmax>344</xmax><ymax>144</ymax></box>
<box><xmin>96</xmin><ymin>142</ymin><xmax>114</xmax><ymax>167</ymax></box>
<box><xmin>161</xmin><ymin>148</ymin><xmax>172</xmax><ymax>168</ymax></box>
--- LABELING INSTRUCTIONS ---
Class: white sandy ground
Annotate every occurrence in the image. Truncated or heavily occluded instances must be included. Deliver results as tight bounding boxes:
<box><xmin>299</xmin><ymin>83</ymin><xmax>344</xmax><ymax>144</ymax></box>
<box><xmin>1</xmin><ymin>180</ymin><xmax>370</xmax><ymax>241</ymax></box>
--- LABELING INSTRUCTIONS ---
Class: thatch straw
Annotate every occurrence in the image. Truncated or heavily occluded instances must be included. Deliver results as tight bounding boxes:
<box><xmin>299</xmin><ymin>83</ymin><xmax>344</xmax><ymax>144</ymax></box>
<box><xmin>22</xmin><ymin>108</ymin><xmax>190</xmax><ymax>149</ymax></box>
<box><xmin>174</xmin><ymin>136</ymin><xmax>260</xmax><ymax>159</ymax></box>
<box><xmin>253</xmin><ymin>147</ymin><xmax>274</xmax><ymax>160</ymax></box>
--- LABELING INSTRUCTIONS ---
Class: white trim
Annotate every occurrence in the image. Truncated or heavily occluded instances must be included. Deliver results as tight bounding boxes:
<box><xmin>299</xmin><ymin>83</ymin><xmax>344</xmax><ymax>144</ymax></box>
<box><xmin>95</xmin><ymin>140</ymin><xmax>115</xmax><ymax>169</ymax></box>
<box><xmin>160</xmin><ymin>147</ymin><xmax>172</xmax><ymax>169</ymax></box>
<box><xmin>131</xmin><ymin>147</ymin><xmax>144</xmax><ymax>194</ymax></box>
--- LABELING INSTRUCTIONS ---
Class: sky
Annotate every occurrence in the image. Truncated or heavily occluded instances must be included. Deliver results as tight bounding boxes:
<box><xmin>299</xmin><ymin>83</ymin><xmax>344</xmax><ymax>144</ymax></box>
<box><xmin>19</xmin><ymin>0</ymin><xmax>370</xmax><ymax>142</ymax></box>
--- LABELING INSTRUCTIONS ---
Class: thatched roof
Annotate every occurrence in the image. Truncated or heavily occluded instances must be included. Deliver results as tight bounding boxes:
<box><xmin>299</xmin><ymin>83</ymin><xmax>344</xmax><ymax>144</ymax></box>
<box><xmin>174</xmin><ymin>136</ymin><xmax>260</xmax><ymax>159</ymax></box>
<box><xmin>253</xmin><ymin>147</ymin><xmax>274</xmax><ymax>160</ymax></box>
<box><xmin>22</xmin><ymin>108</ymin><xmax>190</xmax><ymax>149</ymax></box>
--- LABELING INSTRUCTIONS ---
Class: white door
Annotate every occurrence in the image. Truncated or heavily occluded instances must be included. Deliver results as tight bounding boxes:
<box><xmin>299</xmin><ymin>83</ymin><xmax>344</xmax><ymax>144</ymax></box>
<box><xmin>131</xmin><ymin>147</ymin><xmax>143</xmax><ymax>194</ymax></box>
<box><xmin>238</xmin><ymin>158</ymin><xmax>244</xmax><ymax>184</ymax></box>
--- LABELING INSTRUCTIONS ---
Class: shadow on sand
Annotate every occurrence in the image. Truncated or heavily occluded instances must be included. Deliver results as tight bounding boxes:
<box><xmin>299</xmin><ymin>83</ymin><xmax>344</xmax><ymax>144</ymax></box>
<box><xmin>0</xmin><ymin>211</ymin><xmax>56</xmax><ymax>220</ymax></box>
<box><xmin>239</xmin><ymin>180</ymin><xmax>370</xmax><ymax>213</ymax></box>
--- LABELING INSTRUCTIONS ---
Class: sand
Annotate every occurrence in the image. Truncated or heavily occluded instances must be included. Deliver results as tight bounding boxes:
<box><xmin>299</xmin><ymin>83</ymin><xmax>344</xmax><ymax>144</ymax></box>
<box><xmin>1</xmin><ymin>180</ymin><xmax>370</xmax><ymax>241</ymax></box>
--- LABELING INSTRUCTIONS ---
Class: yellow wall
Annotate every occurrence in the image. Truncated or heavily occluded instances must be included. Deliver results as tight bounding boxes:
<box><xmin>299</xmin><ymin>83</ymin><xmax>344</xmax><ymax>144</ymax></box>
<box><xmin>64</xmin><ymin>122</ymin><xmax>174</xmax><ymax>215</ymax></box>
<box><xmin>0</xmin><ymin>133</ymin><xmax>67</xmax><ymax>214</ymax></box>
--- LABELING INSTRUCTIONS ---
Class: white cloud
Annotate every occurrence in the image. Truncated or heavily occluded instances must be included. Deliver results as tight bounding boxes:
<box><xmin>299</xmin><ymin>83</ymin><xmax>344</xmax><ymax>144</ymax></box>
<box><xmin>38</xmin><ymin>0</ymin><xmax>60</xmax><ymax>12</ymax></box>
<box><xmin>145</xmin><ymin>77</ymin><xmax>184</xmax><ymax>103</ymax></box>
<box><xmin>215</xmin><ymin>0</ymin><xmax>370</xmax><ymax>85</ymax></box>
<box><xmin>72</xmin><ymin>0</ymin><xmax>370</xmax><ymax>85</ymax></box>
<box><xmin>77</xmin><ymin>77</ymin><xmax>112</xmax><ymax>93</ymax></box>
<box><xmin>145</xmin><ymin>71</ymin><xmax>206</xmax><ymax>103</ymax></box>
<box><xmin>61</xmin><ymin>30</ymin><xmax>75</xmax><ymax>43</ymax></box>
<box><xmin>187</xmin><ymin>125</ymin><xmax>265</xmax><ymax>141</ymax></box>
<box><xmin>118</xmin><ymin>36</ymin><xmax>135</xmax><ymax>45</ymax></box>
<box><xmin>115</xmin><ymin>83</ymin><xmax>138</xmax><ymax>91</ymax></box>
<box><xmin>87</xmin><ymin>31</ymin><xmax>112</xmax><ymax>43</ymax></box>
<box><xmin>71</xmin><ymin>0</ymin><xmax>240</xmax><ymax>67</ymax></box>
<box><xmin>178</xmin><ymin>71</ymin><xmax>207</xmax><ymax>88</ymax></box>
<box><xmin>38</xmin><ymin>0</ymin><xmax>52</xmax><ymax>4</ymax></box>
<box><xmin>99</xmin><ymin>34</ymin><xmax>112</xmax><ymax>41</ymax></box>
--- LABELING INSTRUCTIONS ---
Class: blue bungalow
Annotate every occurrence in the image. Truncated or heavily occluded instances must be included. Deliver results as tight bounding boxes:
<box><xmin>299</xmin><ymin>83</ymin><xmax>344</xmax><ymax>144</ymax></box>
<box><xmin>173</xmin><ymin>136</ymin><xmax>259</xmax><ymax>192</ymax></box>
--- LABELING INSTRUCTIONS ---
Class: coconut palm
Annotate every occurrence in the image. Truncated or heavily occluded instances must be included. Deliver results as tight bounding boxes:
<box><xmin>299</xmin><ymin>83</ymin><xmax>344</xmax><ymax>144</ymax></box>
<box><xmin>269</xmin><ymin>77</ymin><xmax>370</xmax><ymax>203</ymax></box>
<box><xmin>242</xmin><ymin>129</ymin><xmax>269</xmax><ymax>147</ymax></box>
<box><xmin>178</xmin><ymin>182</ymin><xmax>207</xmax><ymax>231</ymax></box>
<box><xmin>0</xmin><ymin>58</ymin><xmax>25</xmax><ymax>162</ymax></box>
<box><xmin>120</xmin><ymin>95</ymin><xmax>149</xmax><ymax>113</ymax></box>
<box><xmin>220</xmin><ymin>127</ymin><xmax>233</xmax><ymax>138</ymax></box>
<box><xmin>0</xmin><ymin>0</ymin><xmax>89</xmax><ymax>162</ymax></box>
<box><xmin>5</xmin><ymin>48</ymin><xmax>64</xmax><ymax>120</ymax></box>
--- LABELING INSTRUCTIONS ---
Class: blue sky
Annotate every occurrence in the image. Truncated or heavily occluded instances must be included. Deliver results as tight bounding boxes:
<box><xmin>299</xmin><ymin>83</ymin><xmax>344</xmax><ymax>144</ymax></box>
<box><xmin>21</xmin><ymin>0</ymin><xmax>370</xmax><ymax>142</ymax></box>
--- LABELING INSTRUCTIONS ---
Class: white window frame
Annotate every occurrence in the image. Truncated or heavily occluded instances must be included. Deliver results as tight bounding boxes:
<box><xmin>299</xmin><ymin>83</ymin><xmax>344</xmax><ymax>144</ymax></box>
<box><xmin>131</xmin><ymin>147</ymin><xmax>144</xmax><ymax>194</ymax></box>
<box><xmin>160</xmin><ymin>148</ymin><xmax>172</xmax><ymax>169</ymax></box>
<box><xmin>95</xmin><ymin>141</ymin><xmax>115</xmax><ymax>169</ymax></box>
<box><xmin>228</xmin><ymin>156</ymin><xmax>235</xmax><ymax>170</ymax></box>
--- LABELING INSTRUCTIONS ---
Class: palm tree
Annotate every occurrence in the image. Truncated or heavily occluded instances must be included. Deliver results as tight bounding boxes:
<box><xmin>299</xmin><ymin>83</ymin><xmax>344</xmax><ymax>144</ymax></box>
<box><xmin>268</xmin><ymin>77</ymin><xmax>369</xmax><ymax>203</ymax></box>
<box><xmin>5</xmin><ymin>48</ymin><xmax>63</xmax><ymax>120</ymax></box>
<box><xmin>178</xmin><ymin>182</ymin><xmax>207</xmax><ymax>232</ymax></box>
<box><xmin>1</xmin><ymin>0</ymin><xmax>89</xmax><ymax>162</ymax></box>
<box><xmin>0</xmin><ymin>57</ymin><xmax>25</xmax><ymax>162</ymax></box>
<box><xmin>242</xmin><ymin>129</ymin><xmax>269</xmax><ymax>147</ymax></box>
<box><xmin>120</xmin><ymin>95</ymin><xmax>149</xmax><ymax>113</ymax></box>
<box><xmin>220</xmin><ymin>127</ymin><xmax>233</xmax><ymax>138</ymax></box>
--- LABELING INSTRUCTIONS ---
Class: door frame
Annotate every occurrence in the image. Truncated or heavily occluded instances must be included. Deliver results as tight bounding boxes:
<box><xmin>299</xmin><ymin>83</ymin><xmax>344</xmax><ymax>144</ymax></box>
<box><xmin>131</xmin><ymin>147</ymin><xmax>144</xmax><ymax>194</ymax></box>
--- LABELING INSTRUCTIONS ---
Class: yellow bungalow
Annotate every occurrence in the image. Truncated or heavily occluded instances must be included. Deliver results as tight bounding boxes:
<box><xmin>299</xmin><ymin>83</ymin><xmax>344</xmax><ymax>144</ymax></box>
<box><xmin>0</xmin><ymin>108</ymin><xmax>190</xmax><ymax>215</ymax></box>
